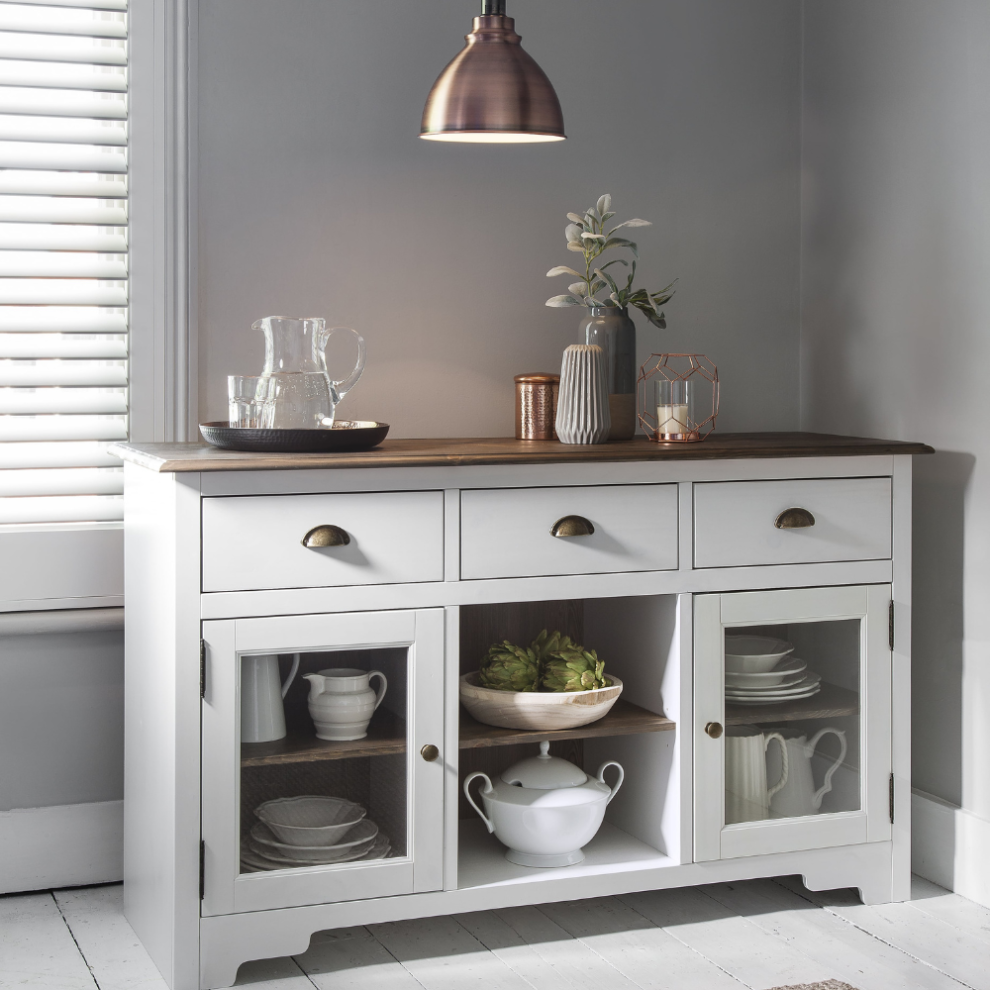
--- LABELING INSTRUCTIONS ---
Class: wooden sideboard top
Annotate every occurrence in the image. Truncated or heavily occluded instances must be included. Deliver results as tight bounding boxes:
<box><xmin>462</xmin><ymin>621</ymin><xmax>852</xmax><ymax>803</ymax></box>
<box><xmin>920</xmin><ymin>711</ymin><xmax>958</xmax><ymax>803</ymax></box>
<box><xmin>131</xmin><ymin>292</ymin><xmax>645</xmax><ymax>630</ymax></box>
<box><xmin>110</xmin><ymin>432</ymin><xmax>934</xmax><ymax>473</ymax></box>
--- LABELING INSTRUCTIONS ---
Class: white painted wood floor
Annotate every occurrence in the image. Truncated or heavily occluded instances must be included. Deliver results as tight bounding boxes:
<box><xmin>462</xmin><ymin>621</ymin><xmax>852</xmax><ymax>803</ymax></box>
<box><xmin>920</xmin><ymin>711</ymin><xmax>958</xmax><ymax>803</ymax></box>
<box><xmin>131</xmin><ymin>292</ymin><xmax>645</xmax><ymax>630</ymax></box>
<box><xmin>2</xmin><ymin>876</ymin><xmax>989</xmax><ymax>990</ymax></box>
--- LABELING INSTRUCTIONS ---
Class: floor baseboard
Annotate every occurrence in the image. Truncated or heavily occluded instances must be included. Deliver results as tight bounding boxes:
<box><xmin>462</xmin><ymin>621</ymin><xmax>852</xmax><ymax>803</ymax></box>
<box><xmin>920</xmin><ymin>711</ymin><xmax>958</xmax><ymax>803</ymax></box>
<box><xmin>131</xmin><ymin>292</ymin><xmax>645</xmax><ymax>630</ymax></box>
<box><xmin>912</xmin><ymin>787</ymin><xmax>990</xmax><ymax>908</ymax></box>
<box><xmin>0</xmin><ymin>799</ymin><xmax>123</xmax><ymax>894</ymax></box>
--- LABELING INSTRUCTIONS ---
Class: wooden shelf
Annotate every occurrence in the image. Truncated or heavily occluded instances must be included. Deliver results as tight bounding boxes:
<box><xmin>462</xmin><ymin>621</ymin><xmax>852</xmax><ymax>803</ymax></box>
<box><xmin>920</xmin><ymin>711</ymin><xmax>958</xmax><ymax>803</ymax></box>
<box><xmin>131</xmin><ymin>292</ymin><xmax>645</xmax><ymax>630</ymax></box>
<box><xmin>725</xmin><ymin>681</ymin><xmax>859</xmax><ymax>726</ymax></box>
<box><xmin>458</xmin><ymin>698</ymin><xmax>674</xmax><ymax>750</ymax></box>
<box><xmin>241</xmin><ymin>710</ymin><xmax>406</xmax><ymax>767</ymax></box>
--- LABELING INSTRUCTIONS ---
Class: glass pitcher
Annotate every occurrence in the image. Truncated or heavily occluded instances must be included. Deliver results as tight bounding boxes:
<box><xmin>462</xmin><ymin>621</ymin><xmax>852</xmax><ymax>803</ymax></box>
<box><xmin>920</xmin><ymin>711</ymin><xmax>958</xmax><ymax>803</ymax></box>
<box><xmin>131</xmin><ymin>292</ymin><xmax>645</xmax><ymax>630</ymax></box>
<box><xmin>253</xmin><ymin>316</ymin><xmax>365</xmax><ymax>429</ymax></box>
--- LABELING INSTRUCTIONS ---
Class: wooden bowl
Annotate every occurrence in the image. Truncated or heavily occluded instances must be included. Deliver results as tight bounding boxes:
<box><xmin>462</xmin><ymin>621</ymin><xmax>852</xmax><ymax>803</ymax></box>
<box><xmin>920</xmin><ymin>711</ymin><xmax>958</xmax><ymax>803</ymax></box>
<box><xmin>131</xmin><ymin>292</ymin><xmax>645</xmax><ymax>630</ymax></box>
<box><xmin>459</xmin><ymin>672</ymin><xmax>623</xmax><ymax>731</ymax></box>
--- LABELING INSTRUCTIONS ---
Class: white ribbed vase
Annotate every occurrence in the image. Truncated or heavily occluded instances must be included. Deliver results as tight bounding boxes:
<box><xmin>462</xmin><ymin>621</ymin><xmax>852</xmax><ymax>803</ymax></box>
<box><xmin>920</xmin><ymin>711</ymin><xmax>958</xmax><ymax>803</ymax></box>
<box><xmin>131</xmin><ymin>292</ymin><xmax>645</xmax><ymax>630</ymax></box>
<box><xmin>555</xmin><ymin>344</ymin><xmax>611</xmax><ymax>444</ymax></box>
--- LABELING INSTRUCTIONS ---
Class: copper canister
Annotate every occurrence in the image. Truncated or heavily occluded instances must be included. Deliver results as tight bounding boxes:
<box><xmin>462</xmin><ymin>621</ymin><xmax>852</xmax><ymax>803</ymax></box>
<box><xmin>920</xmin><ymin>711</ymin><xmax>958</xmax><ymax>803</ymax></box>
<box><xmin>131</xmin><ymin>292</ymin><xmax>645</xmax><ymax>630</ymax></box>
<box><xmin>514</xmin><ymin>373</ymin><xmax>559</xmax><ymax>440</ymax></box>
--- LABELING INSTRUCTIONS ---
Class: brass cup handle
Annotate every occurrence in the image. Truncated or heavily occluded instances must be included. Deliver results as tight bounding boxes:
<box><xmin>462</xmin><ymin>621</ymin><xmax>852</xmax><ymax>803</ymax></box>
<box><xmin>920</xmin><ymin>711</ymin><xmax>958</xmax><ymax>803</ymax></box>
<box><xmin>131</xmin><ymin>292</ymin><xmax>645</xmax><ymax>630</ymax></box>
<box><xmin>774</xmin><ymin>507</ymin><xmax>816</xmax><ymax>530</ymax></box>
<box><xmin>550</xmin><ymin>514</ymin><xmax>595</xmax><ymax>538</ymax></box>
<box><xmin>705</xmin><ymin>721</ymin><xmax>724</xmax><ymax>739</ymax></box>
<box><xmin>420</xmin><ymin>744</ymin><xmax>440</xmax><ymax>762</ymax></box>
<box><xmin>301</xmin><ymin>524</ymin><xmax>351</xmax><ymax>548</ymax></box>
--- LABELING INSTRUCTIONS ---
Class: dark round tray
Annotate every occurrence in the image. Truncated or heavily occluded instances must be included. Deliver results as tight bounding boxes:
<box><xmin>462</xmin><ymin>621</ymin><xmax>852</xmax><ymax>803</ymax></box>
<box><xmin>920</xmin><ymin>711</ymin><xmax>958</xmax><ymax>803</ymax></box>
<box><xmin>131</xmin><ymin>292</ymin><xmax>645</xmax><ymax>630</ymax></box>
<box><xmin>199</xmin><ymin>421</ymin><xmax>390</xmax><ymax>453</ymax></box>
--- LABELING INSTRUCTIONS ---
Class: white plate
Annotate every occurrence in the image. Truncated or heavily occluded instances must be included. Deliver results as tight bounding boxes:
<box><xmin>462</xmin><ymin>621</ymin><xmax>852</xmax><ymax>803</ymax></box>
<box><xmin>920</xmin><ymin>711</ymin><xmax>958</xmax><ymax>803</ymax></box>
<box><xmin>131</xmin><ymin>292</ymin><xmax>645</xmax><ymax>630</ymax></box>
<box><xmin>724</xmin><ymin>657</ymin><xmax>807</xmax><ymax>687</ymax></box>
<box><xmin>241</xmin><ymin>833</ymin><xmax>391</xmax><ymax>872</ymax></box>
<box><xmin>725</xmin><ymin>673</ymin><xmax>822</xmax><ymax>698</ymax></box>
<box><xmin>250</xmin><ymin>819</ymin><xmax>378</xmax><ymax>861</ymax></box>
<box><xmin>724</xmin><ymin>636</ymin><xmax>795</xmax><ymax>673</ymax></box>
<box><xmin>727</xmin><ymin>683</ymin><xmax>822</xmax><ymax>705</ymax></box>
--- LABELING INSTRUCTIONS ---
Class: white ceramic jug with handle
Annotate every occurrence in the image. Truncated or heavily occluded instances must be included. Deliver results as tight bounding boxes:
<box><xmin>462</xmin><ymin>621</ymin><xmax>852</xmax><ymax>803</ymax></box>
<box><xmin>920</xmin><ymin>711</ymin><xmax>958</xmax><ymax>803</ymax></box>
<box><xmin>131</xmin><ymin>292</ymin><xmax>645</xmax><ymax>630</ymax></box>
<box><xmin>724</xmin><ymin>725</ymin><xmax>789</xmax><ymax>824</ymax></box>
<box><xmin>303</xmin><ymin>668</ymin><xmax>387</xmax><ymax>741</ymax></box>
<box><xmin>768</xmin><ymin>728</ymin><xmax>847</xmax><ymax>818</ymax></box>
<box><xmin>241</xmin><ymin>653</ymin><xmax>300</xmax><ymax>743</ymax></box>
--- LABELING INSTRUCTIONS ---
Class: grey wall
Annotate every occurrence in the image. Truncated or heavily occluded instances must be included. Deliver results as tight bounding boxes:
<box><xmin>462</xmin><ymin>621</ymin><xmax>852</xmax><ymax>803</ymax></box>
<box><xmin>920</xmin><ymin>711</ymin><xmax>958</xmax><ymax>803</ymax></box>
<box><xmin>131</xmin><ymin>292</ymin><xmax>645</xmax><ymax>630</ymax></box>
<box><xmin>801</xmin><ymin>1</ymin><xmax>990</xmax><ymax>819</ymax></box>
<box><xmin>196</xmin><ymin>0</ymin><xmax>803</xmax><ymax>436</ymax></box>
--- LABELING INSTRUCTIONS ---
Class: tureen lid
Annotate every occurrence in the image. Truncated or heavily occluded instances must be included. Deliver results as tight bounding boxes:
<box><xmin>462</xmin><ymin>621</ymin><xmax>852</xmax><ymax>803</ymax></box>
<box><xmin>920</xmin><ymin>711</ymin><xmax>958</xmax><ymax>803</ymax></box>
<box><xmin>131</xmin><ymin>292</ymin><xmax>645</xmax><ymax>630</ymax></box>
<box><xmin>500</xmin><ymin>741</ymin><xmax>588</xmax><ymax>789</ymax></box>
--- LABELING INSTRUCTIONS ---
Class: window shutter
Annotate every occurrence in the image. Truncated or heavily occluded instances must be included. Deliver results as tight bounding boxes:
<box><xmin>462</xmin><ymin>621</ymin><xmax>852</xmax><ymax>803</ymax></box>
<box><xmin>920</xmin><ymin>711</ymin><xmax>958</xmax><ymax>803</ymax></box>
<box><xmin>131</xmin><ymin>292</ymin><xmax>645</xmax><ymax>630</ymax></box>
<box><xmin>0</xmin><ymin>0</ymin><xmax>128</xmax><ymax>526</ymax></box>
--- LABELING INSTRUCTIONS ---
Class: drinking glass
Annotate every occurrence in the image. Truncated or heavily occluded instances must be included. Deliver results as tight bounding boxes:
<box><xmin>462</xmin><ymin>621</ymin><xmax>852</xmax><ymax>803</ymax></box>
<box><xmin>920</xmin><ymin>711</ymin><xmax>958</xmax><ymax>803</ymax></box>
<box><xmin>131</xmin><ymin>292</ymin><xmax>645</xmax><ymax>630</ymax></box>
<box><xmin>228</xmin><ymin>376</ymin><xmax>275</xmax><ymax>429</ymax></box>
<box><xmin>655</xmin><ymin>379</ymin><xmax>695</xmax><ymax>440</ymax></box>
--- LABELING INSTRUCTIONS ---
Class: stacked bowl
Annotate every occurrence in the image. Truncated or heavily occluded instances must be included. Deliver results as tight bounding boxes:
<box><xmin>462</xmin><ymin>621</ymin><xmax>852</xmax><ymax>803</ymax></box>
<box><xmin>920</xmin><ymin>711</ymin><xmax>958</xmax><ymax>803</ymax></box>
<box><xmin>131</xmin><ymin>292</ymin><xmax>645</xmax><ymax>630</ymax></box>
<box><xmin>240</xmin><ymin>796</ymin><xmax>390</xmax><ymax>872</ymax></box>
<box><xmin>724</xmin><ymin>635</ymin><xmax>821</xmax><ymax>706</ymax></box>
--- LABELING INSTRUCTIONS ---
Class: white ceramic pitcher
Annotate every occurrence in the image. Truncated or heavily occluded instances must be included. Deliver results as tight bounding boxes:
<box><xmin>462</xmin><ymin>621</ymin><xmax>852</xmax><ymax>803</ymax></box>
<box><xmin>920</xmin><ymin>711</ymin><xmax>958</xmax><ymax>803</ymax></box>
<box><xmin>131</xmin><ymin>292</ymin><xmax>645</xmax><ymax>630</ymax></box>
<box><xmin>768</xmin><ymin>728</ymin><xmax>848</xmax><ymax>818</ymax></box>
<box><xmin>241</xmin><ymin>653</ymin><xmax>300</xmax><ymax>743</ymax></box>
<box><xmin>724</xmin><ymin>725</ymin><xmax>789</xmax><ymax>824</ymax></box>
<box><xmin>303</xmin><ymin>668</ymin><xmax>387</xmax><ymax>741</ymax></box>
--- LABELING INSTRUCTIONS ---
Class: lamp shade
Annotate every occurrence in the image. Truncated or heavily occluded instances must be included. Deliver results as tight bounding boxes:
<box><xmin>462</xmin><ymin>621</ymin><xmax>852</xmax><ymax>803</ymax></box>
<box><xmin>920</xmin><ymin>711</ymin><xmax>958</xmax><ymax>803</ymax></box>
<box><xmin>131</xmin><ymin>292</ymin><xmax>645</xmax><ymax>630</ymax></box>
<box><xmin>421</xmin><ymin>15</ymin><xmax>565</xmax><ymax>143</ymax></box>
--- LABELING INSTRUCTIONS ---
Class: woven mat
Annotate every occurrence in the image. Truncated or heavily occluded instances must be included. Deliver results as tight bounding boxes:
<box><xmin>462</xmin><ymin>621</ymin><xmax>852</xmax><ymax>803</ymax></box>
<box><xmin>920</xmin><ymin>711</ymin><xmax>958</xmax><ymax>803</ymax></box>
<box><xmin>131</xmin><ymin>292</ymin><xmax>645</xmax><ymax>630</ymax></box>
<box><xmin>768</xmin><ymin>982</ymin><xmax>860</xmax><ymax>990</ymax></box>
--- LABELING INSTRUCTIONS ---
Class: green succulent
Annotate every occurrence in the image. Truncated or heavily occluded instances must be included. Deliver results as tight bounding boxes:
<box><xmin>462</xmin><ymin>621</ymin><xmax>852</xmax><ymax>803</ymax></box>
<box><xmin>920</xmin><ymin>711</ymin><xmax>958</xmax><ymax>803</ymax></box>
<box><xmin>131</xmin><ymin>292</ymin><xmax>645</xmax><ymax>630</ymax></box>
<box><xmin>541</xmin><ymin>644</ymin><xmax>608</xmax><ymax>692</ymax></box>
<box><xmin>531</xmin><ymin>628</ymin><xmax>610</xmax><ymax>692</ymax></box>
<box><xmin>478</xmin><ymin>640</ymin><xmax>540</xmax><ymax>692</ymax></box>
<box><xmin>530</xmin><ymin>628</ymin><xmax>577</xmax><ymax>662</ymax></box>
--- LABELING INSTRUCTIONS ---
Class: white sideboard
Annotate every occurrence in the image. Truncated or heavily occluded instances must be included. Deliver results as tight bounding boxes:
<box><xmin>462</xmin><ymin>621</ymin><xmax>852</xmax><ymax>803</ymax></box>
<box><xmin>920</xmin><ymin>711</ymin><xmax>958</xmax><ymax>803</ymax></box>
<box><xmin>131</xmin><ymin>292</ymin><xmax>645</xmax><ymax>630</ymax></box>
<box><xmin>112</xmin><ymin>433</ymin><xmax>930</xmax><ymax>990</ymax></box>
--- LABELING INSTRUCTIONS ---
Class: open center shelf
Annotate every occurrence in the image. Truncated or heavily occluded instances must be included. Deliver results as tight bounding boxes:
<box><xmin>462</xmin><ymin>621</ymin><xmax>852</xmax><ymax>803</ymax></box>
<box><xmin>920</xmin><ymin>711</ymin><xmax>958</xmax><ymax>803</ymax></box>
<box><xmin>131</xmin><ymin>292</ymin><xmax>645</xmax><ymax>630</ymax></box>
<box><xmin>459</xmin><ymin>698</ymin><xmax>674</xmax><ymax>749</ymax></box>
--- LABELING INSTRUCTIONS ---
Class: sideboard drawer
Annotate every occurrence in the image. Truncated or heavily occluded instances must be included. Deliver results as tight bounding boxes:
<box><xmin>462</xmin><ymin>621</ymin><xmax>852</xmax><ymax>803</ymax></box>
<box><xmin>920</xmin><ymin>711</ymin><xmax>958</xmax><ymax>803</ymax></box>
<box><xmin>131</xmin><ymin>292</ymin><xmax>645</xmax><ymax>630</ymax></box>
<box><xmin>693</xmin><ymin>477</ymin><xmax>891</xmax><ymax>568</ymax></box>
<box><xmin>202</xmin><ymin>491</ymin><xmax>444</xmax><ymax>592</ymax></box>
<box><xmin>460</xmin><ymin>484</ymin><xmax>678</xmax><ymax>579</ymax></box>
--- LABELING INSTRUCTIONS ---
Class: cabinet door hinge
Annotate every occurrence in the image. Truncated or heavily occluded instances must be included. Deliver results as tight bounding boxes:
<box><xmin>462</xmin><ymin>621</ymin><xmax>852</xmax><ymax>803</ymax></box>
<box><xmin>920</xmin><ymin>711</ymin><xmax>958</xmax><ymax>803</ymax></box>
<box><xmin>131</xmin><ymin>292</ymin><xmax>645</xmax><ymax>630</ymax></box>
<box><xmin>889</xmin><ymin>773</ymin><xmax>895</xmax><ymax>823</ymax></box>
<box><xmin>199</xmin><ymin>840</ymin><xmax>205</xmax><ymax>899</ymax></box>
<box><xmin>888</xmin><ymin>600</ymin><xmax>895</xmax><ymax>651</ymax></box>
<box><xmin>200</xmin><ymin>640</ymin><xmax>206</xmax><ymax>699</ymax></box>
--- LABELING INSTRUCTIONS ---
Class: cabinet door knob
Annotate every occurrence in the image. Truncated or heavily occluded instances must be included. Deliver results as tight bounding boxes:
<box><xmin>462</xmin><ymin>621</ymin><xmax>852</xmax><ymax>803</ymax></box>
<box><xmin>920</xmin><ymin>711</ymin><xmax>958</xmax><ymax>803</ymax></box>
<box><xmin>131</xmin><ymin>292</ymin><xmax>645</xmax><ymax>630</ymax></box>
<box><xmin>301</xmin><ymin>524</ymin><xmax>351</xmax><ymax>548</ymax></box>
<box><xmin>774</xmin><ymin>507</ymin><xmax>816</xmax><ymax>529</ymax></box>
<box><xmin>550</xmin><ymin>515</ymin><xmax>595</xmax><ymax>538</ymax></box>
<box><xmin>420</xmin><ymin>744</ymin><xmax>440</xmax><ymax>762</ymax></box>
<box><xmin>705</xmin><ymin>721</ymin><xmax>723</xmax><ymax>739</ymax></box>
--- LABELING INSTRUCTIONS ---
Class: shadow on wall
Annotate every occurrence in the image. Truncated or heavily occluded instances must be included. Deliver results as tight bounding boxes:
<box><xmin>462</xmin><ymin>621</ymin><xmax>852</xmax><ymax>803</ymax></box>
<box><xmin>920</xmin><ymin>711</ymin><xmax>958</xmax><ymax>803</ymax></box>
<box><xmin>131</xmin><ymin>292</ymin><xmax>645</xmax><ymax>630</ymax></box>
<box><xmin>912</xmin><ymin>451</ymin><xmax>973</xmax><ymax>809</ymax></box>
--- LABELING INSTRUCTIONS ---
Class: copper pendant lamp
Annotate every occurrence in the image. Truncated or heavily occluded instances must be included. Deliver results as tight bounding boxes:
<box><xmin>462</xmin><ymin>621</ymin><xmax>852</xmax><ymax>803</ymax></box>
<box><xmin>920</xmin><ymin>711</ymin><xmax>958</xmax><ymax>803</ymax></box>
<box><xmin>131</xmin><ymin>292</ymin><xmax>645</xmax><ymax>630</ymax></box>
<box><xmin>420</xmin><ymin>0</ymin><xmax>565</xmax><ymax>143</ymax></box>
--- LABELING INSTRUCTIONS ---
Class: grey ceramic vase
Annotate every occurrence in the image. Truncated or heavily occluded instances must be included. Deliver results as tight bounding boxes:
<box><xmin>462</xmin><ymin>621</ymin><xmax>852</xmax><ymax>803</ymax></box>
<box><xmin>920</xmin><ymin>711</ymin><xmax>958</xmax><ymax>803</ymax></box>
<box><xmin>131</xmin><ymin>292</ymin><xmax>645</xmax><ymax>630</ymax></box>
<box><xmin>578</xmin><ymin>306</ymin><xmax>636</xmax><ymax>440</ymax></box>
<box><xmin>555</xmin><ymin>344</ymin><xmax>611</xmax><ymax>444</ymax></box>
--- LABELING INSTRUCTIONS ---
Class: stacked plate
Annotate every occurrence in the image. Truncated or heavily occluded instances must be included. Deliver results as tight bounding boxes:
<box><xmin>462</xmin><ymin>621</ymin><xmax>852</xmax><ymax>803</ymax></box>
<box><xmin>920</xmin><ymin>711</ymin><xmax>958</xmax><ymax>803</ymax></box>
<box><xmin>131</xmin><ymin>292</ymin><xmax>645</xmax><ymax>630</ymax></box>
<box><xmin>240</xmin><ymin>795</ymin><xmax>391</xmax><ymax>873</ymax></box>
<box><xmin>724</xmin><ymin>635</ymin><xmax>822</xmax><ymax>706</ymax></box>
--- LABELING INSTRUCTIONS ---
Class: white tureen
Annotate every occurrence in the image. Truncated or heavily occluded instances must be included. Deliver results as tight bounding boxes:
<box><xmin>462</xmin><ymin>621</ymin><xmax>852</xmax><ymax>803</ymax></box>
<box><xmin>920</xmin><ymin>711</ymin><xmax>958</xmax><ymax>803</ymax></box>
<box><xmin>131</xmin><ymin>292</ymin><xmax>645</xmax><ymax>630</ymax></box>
<box><xmin>463</xmin><ymin>741</ymin><xmax>624</xmax><ymax>867</ymax></box>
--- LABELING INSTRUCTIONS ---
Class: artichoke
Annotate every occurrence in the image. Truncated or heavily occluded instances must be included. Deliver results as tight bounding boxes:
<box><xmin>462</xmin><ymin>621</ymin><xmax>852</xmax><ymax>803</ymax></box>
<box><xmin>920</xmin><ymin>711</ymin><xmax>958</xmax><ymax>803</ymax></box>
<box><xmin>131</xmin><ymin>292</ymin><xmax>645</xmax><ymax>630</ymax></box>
<box><xmin>541</xmin><ymin>642</ymin><xmax>609</xmax><ymax>692</ymax></box>
<box><xmin>479</xmin><ymin>640</ymin><xmax>540</xmax><ymax>692</ymax></box>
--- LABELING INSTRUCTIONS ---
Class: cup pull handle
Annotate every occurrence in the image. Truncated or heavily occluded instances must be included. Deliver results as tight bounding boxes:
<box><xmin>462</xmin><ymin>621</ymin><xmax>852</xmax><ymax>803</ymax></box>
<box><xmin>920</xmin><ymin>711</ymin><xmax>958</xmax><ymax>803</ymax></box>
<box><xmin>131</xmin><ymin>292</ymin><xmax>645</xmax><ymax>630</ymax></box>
<box><xmin>774</xmin><ymin>507</ymin><xmax>816</xmax><ymax>529</ymax></box>
<box><xmin>550</xmin><ymin>515</ymin><xmax>595</xmax><ymax>538</ymax></box>
<box><xmin>302</xmin><ymin>524</ymin><xmax>350</xmax><ymax>548</ymax></box>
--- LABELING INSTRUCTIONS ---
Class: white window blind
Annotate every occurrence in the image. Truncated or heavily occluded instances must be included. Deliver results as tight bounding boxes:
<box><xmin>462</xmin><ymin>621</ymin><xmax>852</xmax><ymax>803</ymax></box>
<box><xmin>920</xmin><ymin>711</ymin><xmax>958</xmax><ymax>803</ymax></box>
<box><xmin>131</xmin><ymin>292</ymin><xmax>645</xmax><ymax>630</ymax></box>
<box><xmin>0</xmin><ymin>0</ymin><xmax>127</xmax><ymax>526</ymax></box>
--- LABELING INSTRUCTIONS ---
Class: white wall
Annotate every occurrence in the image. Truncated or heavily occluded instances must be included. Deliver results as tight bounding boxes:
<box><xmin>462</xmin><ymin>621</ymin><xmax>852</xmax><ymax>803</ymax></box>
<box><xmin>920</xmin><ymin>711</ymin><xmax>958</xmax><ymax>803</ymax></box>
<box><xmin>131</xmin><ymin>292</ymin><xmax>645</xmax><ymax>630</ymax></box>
<box><xmin>196</xmin><ymin>0</ymin><xmax>803</xmax><ymax>435</ymax></box>
<box><xmin>801</xmin><ymin>0</ymin><xmax>990</xmax><ymax>849</ymax></box>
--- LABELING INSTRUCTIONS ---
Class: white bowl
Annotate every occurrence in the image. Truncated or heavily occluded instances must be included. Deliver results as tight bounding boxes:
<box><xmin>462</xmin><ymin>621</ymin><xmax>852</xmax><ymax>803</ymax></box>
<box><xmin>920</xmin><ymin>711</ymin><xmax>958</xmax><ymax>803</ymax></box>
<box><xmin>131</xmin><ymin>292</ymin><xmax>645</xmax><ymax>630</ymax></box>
<box><xmin>724</xmin><ymin>635</ymin><xmax>794</xmax><ymax>673</ymax></box>
<box><xmin>459</xmin><ymin>673</ymin><xmax>623</xmax><ymax>731</ymax></box>
<box><xmin>249</xmin><ymin>819</ymin><xmax>378</xmax><ymax>863</ymax></box>
<box><xmin>255</xmin><ymin>796</ymin><xmax>366</xmax><ymax>846</ymax></box>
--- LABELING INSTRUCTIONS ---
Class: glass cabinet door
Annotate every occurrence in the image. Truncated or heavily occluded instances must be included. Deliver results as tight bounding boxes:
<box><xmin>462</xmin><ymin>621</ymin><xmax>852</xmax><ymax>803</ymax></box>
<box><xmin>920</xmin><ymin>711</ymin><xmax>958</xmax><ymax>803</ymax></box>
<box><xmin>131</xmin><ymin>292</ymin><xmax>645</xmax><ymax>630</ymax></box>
<box><xmin>694</xmin><ymin>586</ymin><xmax>891</xmax><ymax>862</ymax></box>
<box><xmin>201</xmin><ymin>609</ymin><xmax>444</xmax><ymax>916</ymax></box>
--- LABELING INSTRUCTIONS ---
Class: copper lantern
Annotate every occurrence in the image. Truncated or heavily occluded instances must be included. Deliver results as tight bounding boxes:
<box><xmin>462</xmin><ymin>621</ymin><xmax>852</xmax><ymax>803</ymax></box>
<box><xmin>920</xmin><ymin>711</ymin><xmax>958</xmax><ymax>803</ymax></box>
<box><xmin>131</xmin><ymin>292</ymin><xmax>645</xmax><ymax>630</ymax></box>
<box><xmin>637</xmin><ymin>354</ymin><xmax>719</xmax><ymax>443</ymax></box>
<box><xmin>421</xmin><ymin>1</ymin><xmax>565</xmax><ymax>144</ymax></box>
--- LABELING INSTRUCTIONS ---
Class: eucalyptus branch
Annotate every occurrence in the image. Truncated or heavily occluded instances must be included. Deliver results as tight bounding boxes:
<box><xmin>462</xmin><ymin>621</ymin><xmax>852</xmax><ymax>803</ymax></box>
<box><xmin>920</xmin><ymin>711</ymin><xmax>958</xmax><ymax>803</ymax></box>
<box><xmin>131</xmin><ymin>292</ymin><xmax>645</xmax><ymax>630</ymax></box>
<box><xmin>546</xmin><ymin>193</ymin><xmax>675</xmax><ymax>327</ymax></box>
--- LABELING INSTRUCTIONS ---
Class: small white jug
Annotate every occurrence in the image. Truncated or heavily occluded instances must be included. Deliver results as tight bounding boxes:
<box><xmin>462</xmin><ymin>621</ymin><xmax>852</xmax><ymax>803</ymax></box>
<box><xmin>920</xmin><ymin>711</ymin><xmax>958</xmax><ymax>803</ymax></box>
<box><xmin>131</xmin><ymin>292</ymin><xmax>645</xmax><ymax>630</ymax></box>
<box><xmin>768</xmin><ymin>728</ymin><xmax>847</xmax><ymax>818</ymax></box>
<box><xmin>241</xmin><ymin>653</ymin><xmax>300</xmax><ymax>743</ymax></box>
<box><xmin>303</xmin><ymin>668</ymin><xmax>387</xmax><ymax>741</ymax></box>
<box><xmin>724</xmin><ymin>725</ymin><xmax>789</xmax><ymax>824</ymax></box>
